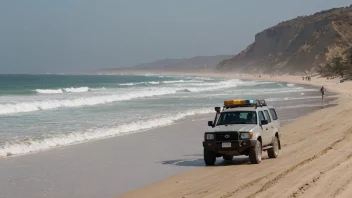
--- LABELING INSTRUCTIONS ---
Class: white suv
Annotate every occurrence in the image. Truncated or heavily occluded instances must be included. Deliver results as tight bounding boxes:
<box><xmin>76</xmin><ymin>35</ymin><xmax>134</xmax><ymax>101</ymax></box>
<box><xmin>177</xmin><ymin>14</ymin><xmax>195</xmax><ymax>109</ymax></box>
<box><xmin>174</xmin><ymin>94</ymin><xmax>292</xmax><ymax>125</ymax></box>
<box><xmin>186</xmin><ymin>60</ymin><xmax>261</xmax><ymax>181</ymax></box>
<box><xmin>203</xmin><ymin>100</ymin><xmax>281</xmax><ymax>165</ymax></box>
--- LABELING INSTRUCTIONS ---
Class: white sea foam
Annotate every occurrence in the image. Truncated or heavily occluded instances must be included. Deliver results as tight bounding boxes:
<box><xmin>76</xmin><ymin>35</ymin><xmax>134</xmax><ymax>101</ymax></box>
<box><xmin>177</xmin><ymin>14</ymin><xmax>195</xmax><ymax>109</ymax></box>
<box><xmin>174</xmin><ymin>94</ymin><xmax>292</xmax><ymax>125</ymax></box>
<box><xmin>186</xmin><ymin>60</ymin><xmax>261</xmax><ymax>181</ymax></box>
<box><xmin>90</xmin><ymin>87</ymin><xmax>106</xmax><ymax>91</ymax></box>
<box><xmin>118</xmin><ymin>82</ymin><xmax>143</xmax><ymax>86</ymax></box>
<box><xmin>186</xmin><ymin>79</ymin><xmax>251</xmax><ymax>92</ymax></box>
<box><xmin>35</xmin><ymin>87</ymin><xmax>92</xmax><ymax>94</ymax></box>
<box><xmin>162</xmin><ymin>80</ymin><xmax>186</xmax><ymax>84</ymax></box>
<box><xmin>36</xmin><ymin>89</ymin><xmax>64</xmax><ymax>94</ymax></box>
<box><xmin>239</xmin><ymin>88</ymin><xmax>316</xmax><ymax>95</ymax></box>
<box><xmin>0</xmin><ymin>88</ymin><xmax>178</xmax><ymax>115</ymax></box>
<box><xmin>1</xmin><ymin>79</ymin><xmax>307</xmax><ymax>116</ymax></box>
<box><xmin>183</xmin><ymin>80</ymin><xmax>273</xmax><ymax>88</ymax></box>
<box><xmin>0</xmin><ymin>108</ymin><xmax>213</xmax><ymax>157</ymax></box>
<box><xmin>4</xmin><ymin>80</ymin><xmax>247</xmax><ymax>115</ymax></box>
<box><xmin>163</xmin><ymin>80</ymin><xmax>205</xmax><ymax>84</ymax></box>
<box><xmin>148</xmin><ymin>81</ymin><xmax>160</xmax><ymax>84</ymax></box>
<box><xmin>119</xmin><ymin>80</ymin><xmax>202</xmax><ymax>86</ymax></box>
<box><xmin>277</xmin><ymin>103</ymin><xmax>326</xmax><ymax>109</ymax></box>
<box><xmin>63</xmin><ymin>87</ymin><xmax>89</xmax><ymax>93</ymax></box>
<box><xmin>287</xmin><ymin>83</ymin><xmax>295</xmax><ymax>87</ymax></box>
<box><xmin>266</xmin><ymin>96</ymin><xmax>324</xmax><ymax>102</ymax></box>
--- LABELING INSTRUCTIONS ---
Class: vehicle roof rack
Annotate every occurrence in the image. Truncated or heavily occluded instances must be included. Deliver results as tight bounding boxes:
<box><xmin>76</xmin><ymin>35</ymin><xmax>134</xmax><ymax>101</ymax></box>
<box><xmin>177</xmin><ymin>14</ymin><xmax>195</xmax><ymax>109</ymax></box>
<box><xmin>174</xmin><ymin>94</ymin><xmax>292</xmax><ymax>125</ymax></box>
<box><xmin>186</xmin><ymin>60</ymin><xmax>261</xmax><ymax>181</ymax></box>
<box><xmin>223</xmin><ymin>99</ymin><xmax>267</xmax><ymax>109</ymax></box>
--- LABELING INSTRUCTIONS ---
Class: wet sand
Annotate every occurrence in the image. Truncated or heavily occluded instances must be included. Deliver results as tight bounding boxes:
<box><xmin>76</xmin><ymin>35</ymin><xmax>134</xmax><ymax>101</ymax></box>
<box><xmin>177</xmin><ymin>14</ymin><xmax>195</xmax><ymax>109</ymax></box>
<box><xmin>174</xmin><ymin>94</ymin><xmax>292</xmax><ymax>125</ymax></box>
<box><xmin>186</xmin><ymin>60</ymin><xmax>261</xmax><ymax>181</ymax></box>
<box><xmin>0</xmin><ymin>82</ymin><xmax>335</xmax><ymax>198</ymax></box>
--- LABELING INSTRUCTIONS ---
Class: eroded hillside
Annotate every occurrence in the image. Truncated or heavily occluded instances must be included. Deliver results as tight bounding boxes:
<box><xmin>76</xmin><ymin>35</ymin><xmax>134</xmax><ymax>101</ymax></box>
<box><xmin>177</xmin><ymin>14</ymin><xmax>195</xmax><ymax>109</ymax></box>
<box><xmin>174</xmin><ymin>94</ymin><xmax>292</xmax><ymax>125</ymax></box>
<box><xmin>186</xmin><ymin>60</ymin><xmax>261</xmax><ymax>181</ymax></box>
<box><xmin>217</xmin><ymin>5</ymin><xmax>352</xmax><ymax>74</ymax></box>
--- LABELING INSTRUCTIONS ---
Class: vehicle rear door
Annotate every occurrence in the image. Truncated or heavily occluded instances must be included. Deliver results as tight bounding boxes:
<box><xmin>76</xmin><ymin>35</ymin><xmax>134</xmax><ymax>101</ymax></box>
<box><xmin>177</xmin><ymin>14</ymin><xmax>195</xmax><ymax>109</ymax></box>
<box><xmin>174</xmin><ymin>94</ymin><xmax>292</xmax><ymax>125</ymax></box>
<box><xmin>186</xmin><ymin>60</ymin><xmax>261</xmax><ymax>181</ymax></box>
<box><xmin>263</xmin><ymin>110</ymin><xmax>274</xmax><ymax>146</ymax></box>
<box><xmin>258</xmin><ymin>111</ymin><xmax>270</xmax><ymax>146</ymax></box>
<box><xmin>269</xmin><ymin>108</ymin><xmax>280</xmax><ymax>131</ymax></box>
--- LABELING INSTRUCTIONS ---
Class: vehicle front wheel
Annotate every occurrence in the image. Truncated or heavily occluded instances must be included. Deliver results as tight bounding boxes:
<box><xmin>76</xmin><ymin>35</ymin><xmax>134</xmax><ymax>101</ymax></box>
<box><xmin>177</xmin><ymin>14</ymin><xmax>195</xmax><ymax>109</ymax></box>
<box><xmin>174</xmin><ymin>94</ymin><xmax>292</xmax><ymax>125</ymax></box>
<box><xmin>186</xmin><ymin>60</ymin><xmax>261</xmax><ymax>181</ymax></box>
<box><xmin>223</xmin><ymin>155</ymin><xmax>233</xmax><ymax>161</ymax></box>
<box><xmin>249</xmin><ymin>140</ymin><xmax>262</xmax><ymax>164</ymax></box>
<box><xmin>204</xmin><ymin>148</ymin><xmax>216</xmax><ymax>166</ymax></box>
<box><xmin>268</xmin><ymin>136</ymin><xmax>279</xmax><ymax>158</ymax></box>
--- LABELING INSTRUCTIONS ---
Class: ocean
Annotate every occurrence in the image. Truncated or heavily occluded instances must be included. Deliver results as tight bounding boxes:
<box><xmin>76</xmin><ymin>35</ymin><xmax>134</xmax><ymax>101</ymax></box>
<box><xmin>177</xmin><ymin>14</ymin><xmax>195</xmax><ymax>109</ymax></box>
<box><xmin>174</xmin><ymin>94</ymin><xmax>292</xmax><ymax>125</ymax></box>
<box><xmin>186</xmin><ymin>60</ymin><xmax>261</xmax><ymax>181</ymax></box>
<box><xmin>0</xmin><ymin>74</ymin><xmax>327</xmax><ymax>157</ymax></box>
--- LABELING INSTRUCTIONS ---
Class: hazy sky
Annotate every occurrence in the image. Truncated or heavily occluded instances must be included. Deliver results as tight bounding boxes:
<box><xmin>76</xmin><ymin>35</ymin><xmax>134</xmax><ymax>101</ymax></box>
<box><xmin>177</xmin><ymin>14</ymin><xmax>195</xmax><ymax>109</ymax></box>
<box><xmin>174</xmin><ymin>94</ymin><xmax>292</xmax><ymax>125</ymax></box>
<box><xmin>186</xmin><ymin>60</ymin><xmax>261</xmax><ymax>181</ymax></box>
<box><xmin>0</xmin><ymin>0</ymin><xmax>351</xmax><ymax>74</ymax></box>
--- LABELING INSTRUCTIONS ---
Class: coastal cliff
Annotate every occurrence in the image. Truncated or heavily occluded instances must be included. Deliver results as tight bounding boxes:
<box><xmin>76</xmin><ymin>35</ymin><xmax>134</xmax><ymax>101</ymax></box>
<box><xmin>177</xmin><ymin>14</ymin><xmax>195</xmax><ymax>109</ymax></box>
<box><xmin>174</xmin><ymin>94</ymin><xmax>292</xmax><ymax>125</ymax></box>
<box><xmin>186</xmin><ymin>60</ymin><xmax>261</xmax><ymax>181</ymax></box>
<box><xmin>217</xmin><ymin>5</ymin><xmax>352</xmax><ymax>74</ymax></box>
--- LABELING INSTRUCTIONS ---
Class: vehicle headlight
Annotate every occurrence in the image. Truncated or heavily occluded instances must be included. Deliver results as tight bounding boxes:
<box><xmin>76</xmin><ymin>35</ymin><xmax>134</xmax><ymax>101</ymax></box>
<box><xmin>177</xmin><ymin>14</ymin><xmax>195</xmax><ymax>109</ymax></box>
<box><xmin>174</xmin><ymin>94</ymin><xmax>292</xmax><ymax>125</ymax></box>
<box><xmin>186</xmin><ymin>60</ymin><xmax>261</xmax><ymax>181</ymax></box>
<box><xmin>205</xmin><ymin>134</ymin><xmax>214</xmax><ymax>140</ymax></box>
<box><xmin>240</xmin><ymin>132</ymin><xmax>250</xmax><ymax>139</ymax></box>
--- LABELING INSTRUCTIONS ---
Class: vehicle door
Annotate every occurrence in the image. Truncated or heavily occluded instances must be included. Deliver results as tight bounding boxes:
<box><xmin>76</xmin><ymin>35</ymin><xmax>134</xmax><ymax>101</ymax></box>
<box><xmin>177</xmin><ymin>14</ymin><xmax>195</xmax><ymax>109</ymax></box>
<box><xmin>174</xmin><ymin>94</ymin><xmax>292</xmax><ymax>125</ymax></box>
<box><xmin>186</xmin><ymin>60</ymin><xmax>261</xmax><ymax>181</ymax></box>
<box><xmin>269</xmin><ymin>108</ymin><xmax>280</xmax><ymax>133</ymax></box>
<box><xmin>263</xmin><ymin>110</ymin><xmax>274</xmax><ymax>145</ymax></box>
<box><xmin>258</xmin><ymin>111</ymin><xmax>270</xmax><ymax>146</ymax></box>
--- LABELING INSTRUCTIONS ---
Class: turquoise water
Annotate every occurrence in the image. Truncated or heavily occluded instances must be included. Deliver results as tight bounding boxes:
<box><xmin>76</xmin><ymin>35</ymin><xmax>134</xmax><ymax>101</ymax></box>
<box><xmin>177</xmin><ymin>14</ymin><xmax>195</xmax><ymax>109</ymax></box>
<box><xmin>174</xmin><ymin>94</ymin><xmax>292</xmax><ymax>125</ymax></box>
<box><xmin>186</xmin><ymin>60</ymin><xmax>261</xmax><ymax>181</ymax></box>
<box><xmin>0</xmin><ymin>74</ymin><xmax>318</xmax><ymax>157</ymax></box>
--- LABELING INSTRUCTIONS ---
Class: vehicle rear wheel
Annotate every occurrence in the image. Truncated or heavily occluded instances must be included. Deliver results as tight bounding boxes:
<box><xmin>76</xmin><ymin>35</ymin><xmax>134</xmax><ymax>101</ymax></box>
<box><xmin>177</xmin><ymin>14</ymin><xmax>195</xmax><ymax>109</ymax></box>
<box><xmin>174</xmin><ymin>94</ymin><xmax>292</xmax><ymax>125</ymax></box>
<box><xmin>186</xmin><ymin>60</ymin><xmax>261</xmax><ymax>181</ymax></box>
<box><xmin>268</xmin><ymin>136</ymin><xmax>279</xmax><ymax>158</ymax></box>
<box><xmin>249</xmin><ymin>140</ymin><xmax>262</xmax><ymax>164</ymax></box>
<box><xmin>204</xmin><ymin>148</ymin><xmax>216</xmax><ymax>166</ymax></box>
<box><xmin>223</xmin><ymin>155</ymin><xmax>233</xmax><ymax>161</ymax></box>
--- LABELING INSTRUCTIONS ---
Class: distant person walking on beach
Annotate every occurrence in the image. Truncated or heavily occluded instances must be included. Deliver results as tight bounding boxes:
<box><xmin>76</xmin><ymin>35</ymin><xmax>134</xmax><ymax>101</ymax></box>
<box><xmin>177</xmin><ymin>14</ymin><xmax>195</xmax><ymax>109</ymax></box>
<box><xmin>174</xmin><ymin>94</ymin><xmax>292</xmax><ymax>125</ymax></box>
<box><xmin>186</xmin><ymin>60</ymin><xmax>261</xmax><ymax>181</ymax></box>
<box><xmin>320</xmin><ymin>86</ymin><xmax>326</xmax><ymax>104</ymax></box>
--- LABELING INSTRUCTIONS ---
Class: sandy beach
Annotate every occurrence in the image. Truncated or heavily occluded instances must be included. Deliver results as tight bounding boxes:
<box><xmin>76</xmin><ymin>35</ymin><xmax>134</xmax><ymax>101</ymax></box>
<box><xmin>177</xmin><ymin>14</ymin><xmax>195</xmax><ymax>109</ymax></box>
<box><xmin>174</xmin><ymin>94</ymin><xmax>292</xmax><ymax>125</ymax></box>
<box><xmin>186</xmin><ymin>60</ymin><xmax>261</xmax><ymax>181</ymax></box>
<box><xmin>0</xmin><ymin>73</ymin><xmax>349</xmax><ymax>198</ymax></box>
<box><xmin>117</xmin><ymin>74</ymin><xmax>352</xmax><ymax>198</ymax></box>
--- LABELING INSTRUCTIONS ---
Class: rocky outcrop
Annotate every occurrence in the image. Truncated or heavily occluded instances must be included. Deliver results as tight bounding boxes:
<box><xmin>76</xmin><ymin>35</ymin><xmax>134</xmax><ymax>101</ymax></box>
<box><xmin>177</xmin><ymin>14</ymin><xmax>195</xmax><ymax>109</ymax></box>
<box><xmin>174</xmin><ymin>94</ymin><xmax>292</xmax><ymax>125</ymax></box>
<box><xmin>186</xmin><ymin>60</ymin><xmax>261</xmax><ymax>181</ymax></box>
<box><xmin>217</xmin><ymin>5</ymin><xmax>352</xmax><ymax>74</ymax></box>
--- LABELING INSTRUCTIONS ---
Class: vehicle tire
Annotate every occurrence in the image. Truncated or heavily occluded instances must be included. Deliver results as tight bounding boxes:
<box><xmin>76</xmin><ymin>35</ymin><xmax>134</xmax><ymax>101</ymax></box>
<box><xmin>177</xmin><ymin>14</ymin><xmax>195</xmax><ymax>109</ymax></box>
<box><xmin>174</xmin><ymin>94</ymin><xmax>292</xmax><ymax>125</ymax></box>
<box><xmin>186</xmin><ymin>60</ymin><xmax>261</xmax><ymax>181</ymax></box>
<box><xmin>249</xmin><ymin>140</ymin><xmax>262</xmax><ymax>164</ymax></box>
<box><xmin>204</xmin><ymin>148</ymin><xmax>216</xmax><ymax>166</ymax></box>
<box><xmin>223</xmin><ymin>155</ymin><xmax>233</xmax><ymax>161</ymax></box>
<box><xmin>267</xmin><ymin>136</ymin><xmax>279</xmax><ymax>158</ymax></box>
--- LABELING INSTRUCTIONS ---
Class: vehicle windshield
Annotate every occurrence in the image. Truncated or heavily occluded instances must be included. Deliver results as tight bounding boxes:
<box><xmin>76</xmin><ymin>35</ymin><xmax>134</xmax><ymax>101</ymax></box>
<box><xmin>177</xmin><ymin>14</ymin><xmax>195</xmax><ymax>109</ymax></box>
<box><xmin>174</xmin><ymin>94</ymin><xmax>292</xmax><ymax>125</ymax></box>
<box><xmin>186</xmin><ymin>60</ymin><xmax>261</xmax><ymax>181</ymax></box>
<box><xmin>216</xmin><ymin>111</ymin><xmax>257</xmax><ymax>125</ymax></box>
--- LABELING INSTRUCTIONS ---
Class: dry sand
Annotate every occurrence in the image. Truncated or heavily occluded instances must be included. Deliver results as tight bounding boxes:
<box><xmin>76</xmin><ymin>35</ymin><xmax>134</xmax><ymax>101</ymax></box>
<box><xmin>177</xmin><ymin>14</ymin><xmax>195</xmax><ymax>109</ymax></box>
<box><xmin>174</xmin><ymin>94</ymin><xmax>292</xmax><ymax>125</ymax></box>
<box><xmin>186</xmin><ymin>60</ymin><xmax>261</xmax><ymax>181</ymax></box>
<box><xmin>119</xmin><ymin>74</ymin><xmax>352</xmax><ymax>198</ymax></box>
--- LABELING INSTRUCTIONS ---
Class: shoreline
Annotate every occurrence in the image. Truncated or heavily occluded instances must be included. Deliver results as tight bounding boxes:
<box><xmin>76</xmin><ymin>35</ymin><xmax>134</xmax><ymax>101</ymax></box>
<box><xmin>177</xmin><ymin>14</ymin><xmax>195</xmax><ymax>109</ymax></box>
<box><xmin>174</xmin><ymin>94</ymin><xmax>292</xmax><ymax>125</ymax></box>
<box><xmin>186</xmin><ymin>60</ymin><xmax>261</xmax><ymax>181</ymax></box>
<box><xmin>118</xmin><ymin>73</ymin><xmax>352</xmax><ymax>198</ymax></box>
<box><xmin>0</xmin><ymin>73</ymin><xmax>327</xmax><ymax>159</ymax></box>
<box><xmin>0</xmin><ymin>74</ymin><xmax>342</xmax><ymax>198</ymax></box>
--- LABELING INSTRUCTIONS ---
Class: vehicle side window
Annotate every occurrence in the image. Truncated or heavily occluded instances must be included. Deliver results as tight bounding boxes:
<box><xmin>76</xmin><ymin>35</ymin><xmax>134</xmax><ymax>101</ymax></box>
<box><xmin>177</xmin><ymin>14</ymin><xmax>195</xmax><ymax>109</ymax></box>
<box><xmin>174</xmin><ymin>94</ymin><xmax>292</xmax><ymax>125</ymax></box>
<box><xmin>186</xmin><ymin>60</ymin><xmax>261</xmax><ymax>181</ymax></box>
<box><xmin>264</xmin><ymin>110</ymin><xmax>272</xmax><ymax>123</ymax></box>
<box><xmin>258</xmin><ymin>111</ymin><xmax>265</xmax><ymax>123</ymax></box>
<box><xmin>269</xmin><ymin>108</ymin><xmax>278</xmax><ymax>120</ymax></box>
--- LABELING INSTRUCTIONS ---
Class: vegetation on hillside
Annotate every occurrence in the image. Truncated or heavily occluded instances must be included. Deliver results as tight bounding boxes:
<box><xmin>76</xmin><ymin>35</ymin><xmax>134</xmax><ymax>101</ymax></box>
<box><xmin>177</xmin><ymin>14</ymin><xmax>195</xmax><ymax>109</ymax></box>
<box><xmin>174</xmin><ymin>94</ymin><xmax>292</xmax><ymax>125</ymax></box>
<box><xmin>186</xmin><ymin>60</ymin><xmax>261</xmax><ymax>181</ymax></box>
<box><xmin>319</xmin><ymin>48</ymin><xmax>352</xmax><ymax>79</ymax></box>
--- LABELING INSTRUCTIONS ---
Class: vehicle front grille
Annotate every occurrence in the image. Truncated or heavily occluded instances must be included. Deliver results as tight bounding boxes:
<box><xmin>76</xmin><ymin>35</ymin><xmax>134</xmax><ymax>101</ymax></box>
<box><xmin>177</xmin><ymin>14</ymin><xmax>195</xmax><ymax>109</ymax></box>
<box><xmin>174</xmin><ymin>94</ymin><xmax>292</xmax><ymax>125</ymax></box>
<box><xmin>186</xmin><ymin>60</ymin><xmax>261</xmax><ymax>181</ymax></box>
<box><xmin>215</xmin><ymin>132</ymin><xmax>239</xmax><ymax>141</ymax></box>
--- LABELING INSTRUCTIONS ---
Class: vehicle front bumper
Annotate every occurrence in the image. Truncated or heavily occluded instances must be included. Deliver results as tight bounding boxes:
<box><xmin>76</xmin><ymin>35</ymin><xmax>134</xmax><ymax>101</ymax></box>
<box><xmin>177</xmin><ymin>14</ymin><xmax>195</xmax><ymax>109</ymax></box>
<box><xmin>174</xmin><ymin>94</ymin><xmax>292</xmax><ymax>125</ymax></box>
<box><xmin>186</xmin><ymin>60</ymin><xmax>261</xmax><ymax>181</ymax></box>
<box><xmin>203</xmin><ymin>140</ymin><xmax>257</xmax><ymax>155</ymax></box>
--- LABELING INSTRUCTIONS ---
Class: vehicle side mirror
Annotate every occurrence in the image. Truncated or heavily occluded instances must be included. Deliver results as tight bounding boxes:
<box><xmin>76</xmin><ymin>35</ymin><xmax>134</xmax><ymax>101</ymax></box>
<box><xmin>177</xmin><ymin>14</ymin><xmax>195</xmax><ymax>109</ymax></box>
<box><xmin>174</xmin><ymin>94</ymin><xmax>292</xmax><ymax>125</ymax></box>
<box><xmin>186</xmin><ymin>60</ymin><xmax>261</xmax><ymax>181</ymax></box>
<box><xmin>208</xmin><ymin>121</ymin><xmax>213</xmax><ymax>127</ymax></box>
<box><xmin>215</xmin><ymin>107</ymin><xmax>221</xmax><ymax>113</ymax></box>
<box><xmin>261</xmin><ymin>120</ymin><xmax>268</xmax><ymax>125</ymax></box>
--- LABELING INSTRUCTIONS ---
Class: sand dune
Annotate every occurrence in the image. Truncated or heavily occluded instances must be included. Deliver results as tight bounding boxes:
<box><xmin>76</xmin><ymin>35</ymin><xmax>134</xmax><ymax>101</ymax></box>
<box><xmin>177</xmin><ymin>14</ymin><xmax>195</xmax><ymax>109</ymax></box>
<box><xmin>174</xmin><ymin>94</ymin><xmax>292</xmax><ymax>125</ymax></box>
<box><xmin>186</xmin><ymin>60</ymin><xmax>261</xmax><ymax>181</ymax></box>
<box><xmin>119</xmin><ymin>75</ymin><xmax>352</xmax><ymax>198</ymax></box>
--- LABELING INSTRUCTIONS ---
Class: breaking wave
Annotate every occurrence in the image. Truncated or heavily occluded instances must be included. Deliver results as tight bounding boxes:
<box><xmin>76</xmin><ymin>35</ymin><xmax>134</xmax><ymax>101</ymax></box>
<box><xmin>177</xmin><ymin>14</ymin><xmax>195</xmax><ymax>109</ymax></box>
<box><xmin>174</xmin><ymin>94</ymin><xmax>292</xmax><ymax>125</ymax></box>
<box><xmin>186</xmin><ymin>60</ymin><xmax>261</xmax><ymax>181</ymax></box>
<box><xmin>35</xmin><ymin>87</ymin><xmax>93</xmax><ymax>94</ymax></box>
<box><xmin>185</xmin><ymin>79</ymin><xmax>256</xmax><ymax>92</ymax></box>
<box><xmin>162</xmin><ymin>80</ymin><xmax>203</xmax><ymax>84</ymax></box>
<box><xmin>118</xmin><ymin>82</ymin><xmax>143</xmax><ymax>86</ymax></box>
<box><xmin>0</xmin><ymin>108</ymin><xmax>213</xmax><ymax>157</ymax></box>
<box><xmin>63</xmin><ymin>87</ymin><xmax>89</xmax><ymax>93</ymax></box>
<box><xmin>0</xmin><ymin>88</ymin><xmax>178</xmax><ymax>115</ymax></box>
<box><xmin>266</xmin><ymin>96</ymin><xmax>326</xmax><ymax>102</ymax></box>
<box><xmin>118</xmin><ymin>80</ymin><xmax>204</xmax><ymax>86</ymax></box>
<box><xmin>35</xmin><ymin>89</ymin><xmax>63</xmax><ymax>94</ymax></box>
<box><xmin>148</xmin><ymin>81</ymin><xmax>160</xmax><ymax>84</ymax></box>
<box><xmin>1</xmin><ymin>79</ymin><xmax>299</xmax><ymax>116</ymax></box>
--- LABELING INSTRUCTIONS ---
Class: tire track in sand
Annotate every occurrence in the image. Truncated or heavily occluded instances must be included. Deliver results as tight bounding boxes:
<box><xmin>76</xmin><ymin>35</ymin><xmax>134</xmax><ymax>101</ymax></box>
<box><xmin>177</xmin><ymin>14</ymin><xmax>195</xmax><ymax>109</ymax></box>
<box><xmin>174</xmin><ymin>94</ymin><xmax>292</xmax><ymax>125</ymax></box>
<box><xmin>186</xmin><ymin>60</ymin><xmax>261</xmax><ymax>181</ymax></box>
<box><xmin>330</xmin><ymin>179</ymin><xmax>352</xmax><ymax>198</ymax></box>
<box><xmin>246</xmin><ymin>127</ymin><xmax>352</xmax><ymax>198</ymax></box>
<box><xmin>244</xmin><ymin>137</ymin><xmax>346</xmax><ymax>198</ymax></box>
<box><xmin>220</xmin><ymin>173</ymin><xmax>274</xmax><ymax>198</ymax></box>
<box><xmin>287</xmin><ymin>162</ymin><xmax>342</xmax><ymax>198</ymax></box>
